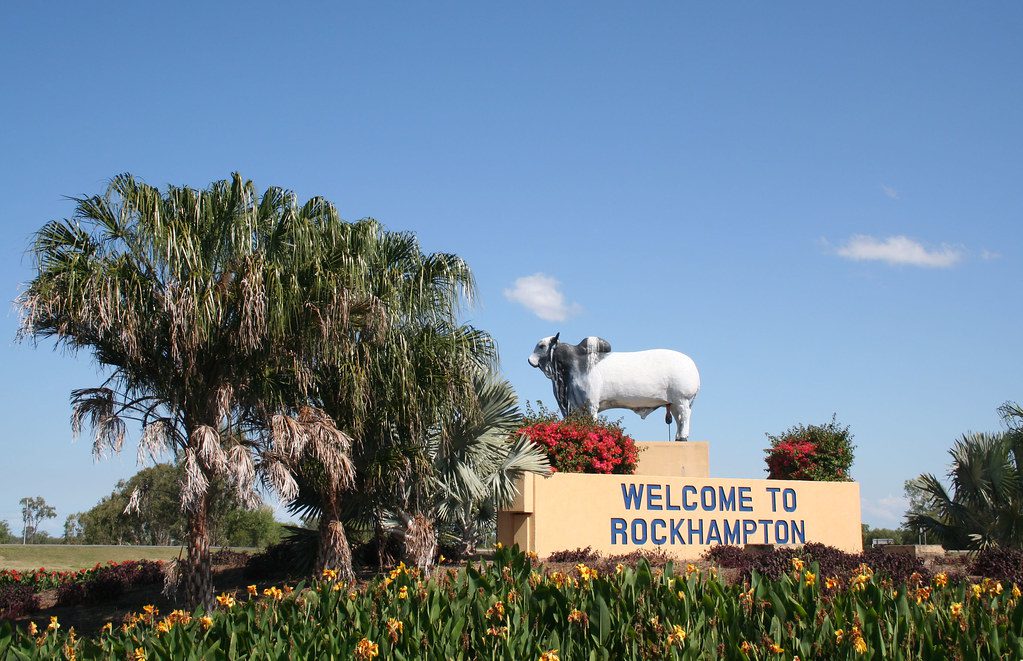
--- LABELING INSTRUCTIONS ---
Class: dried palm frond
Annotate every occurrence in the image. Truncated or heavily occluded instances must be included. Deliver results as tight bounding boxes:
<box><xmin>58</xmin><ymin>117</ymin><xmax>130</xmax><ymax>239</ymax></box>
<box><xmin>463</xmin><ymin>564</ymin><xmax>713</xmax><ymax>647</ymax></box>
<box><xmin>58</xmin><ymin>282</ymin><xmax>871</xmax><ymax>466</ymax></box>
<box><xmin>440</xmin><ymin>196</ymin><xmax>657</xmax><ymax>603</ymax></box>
<box><xmin>137</xmin><ymin>419</ymin><xmax>173</xmax><ymax>465</ymax></box>
<box><xmin>193</xmin><ymin>425</ymin><xmax>227</xmax><ymax>476</ymax></box>
<box><xmin>124</xmin><ymin>486</ymin><xmax>146</xmax><ymax>515</ymax></box>
<box><xmin>264</xmin><ymin>458</ymin><xmax>299</xmax><ymax>503</ymax></box>
<box><xmin>180</xmin><ymin>448</ymin><xmax>209</xmax><ymax>513</ymax></box>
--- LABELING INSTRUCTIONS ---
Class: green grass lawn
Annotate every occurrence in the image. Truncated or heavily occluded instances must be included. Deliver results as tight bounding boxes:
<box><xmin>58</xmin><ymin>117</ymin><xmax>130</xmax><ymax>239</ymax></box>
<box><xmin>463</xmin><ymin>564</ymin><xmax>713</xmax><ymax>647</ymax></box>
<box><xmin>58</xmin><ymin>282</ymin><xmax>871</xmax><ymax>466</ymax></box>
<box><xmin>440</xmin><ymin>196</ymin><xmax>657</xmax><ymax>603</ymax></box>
<box><xmin>0</xmin><ymin>544</ymin><xmax>187</xmax><ymax>571</ymax></box>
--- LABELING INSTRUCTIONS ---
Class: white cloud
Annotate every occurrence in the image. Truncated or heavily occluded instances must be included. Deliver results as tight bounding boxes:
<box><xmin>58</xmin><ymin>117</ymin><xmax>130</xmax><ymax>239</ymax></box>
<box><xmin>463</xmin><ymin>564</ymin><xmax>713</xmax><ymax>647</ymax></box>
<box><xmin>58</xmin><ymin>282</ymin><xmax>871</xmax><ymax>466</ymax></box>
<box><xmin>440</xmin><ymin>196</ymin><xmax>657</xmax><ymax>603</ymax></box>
<box><xmin>881</xmin><ymin>184</ymin><xmax>900</xmax><ymax>200</ymax></box>
<box><xmin>981</xmin><ymin>249</ymin><xmax>1001</xmax><ymax>261</ymax></box>
<box><xmin>836</xmin><ymin>235</ymin><xmax>962</xmax><ymax>268</ymax></box>
<box><xmin>503</xmin><ymin>273</ymin><xmax>581</xmax><ymax>321</ymax></box>
<box><xmin>861</xmin><ymin>493</ymin><xmax>909</xmax><ymax>528</ymax></box>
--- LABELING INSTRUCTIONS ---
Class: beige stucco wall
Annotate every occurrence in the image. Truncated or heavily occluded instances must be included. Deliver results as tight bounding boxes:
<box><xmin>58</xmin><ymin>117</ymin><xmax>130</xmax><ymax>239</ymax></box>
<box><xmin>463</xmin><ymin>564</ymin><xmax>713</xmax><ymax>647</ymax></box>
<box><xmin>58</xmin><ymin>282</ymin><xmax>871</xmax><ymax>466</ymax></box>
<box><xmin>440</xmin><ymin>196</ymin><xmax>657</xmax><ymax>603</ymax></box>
<box><xmin>499</xmin><ymin>472</ymin><xmax>862</xmax><ymax>559</ymax></box>
<box><xmin>634</xmin><ymin>441</ymin><xmax>709</xmax><ymax>477</ymax></box>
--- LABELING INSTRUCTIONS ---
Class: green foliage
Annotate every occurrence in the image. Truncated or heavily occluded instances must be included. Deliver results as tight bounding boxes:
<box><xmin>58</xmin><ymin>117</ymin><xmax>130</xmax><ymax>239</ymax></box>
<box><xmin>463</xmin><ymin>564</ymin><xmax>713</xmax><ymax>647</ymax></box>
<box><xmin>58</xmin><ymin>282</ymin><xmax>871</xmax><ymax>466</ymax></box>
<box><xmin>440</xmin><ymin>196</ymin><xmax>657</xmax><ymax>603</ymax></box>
<box><xmin>18</xmin><ymin>497</ymin><xmax>56</xmax><ymax>545</ymax></box>
<box><xmin>764</xmin><ymin>415</ymin><xmax>855</xmax><ymax>481</ymax></box>
<box><xmin>906</xmin><ymin>404</ymin><xmax>1023</xmax><ymax>550</ymax></box>
<box><xmin>74</xmin><ymin>464</ymin><xmax>281</xmax><ymax>548</ymax></box>
<box><xmin>3</xmin><ymin>547</ymin><xmax>1022</xmax><ymax>659</ymax></box>
<box><xmin>0</xmin><ymin>521</ymin><xmax>15</xmax><ymax>545</ymax></box>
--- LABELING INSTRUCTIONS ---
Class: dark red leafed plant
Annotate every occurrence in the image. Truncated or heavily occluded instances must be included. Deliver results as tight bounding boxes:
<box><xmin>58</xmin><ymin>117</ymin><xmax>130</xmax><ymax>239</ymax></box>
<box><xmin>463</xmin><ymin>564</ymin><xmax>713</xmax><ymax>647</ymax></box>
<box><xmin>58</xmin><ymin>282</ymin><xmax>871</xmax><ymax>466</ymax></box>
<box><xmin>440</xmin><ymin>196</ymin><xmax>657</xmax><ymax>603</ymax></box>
<box><xmin>518</xmin><ymin>404</ymin><xmax>639</xmax><ymax>474</ymax></box>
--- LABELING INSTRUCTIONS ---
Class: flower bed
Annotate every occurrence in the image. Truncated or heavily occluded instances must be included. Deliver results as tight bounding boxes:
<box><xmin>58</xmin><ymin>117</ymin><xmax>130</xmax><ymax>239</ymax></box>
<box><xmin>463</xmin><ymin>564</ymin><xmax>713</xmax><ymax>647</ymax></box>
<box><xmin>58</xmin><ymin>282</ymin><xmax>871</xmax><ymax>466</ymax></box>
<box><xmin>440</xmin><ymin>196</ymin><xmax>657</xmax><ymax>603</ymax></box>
<box><xmin>518</xmin><ymin>415</ymin><xmax>639</xmax><ymax>474</ymax></box>
<box><xmin>3</xmin><ymin>546</ymin><xmax>1021</xmax><ymax>659</ymax></box>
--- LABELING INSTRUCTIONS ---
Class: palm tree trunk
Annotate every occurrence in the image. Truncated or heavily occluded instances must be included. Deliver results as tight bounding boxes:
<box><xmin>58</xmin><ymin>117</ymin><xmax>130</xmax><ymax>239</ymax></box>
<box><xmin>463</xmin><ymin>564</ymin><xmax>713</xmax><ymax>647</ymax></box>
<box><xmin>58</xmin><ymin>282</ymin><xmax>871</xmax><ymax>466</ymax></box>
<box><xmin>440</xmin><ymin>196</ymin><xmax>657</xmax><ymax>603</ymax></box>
<box><xmin>316</xmin><ymin>496</ymin><xmax>354</xmax><ymax>584</ymax></box>
<box><xmin>184</xmin><ymin>490</ymin><xmax>214</xmax><ymax>610</ymax></box>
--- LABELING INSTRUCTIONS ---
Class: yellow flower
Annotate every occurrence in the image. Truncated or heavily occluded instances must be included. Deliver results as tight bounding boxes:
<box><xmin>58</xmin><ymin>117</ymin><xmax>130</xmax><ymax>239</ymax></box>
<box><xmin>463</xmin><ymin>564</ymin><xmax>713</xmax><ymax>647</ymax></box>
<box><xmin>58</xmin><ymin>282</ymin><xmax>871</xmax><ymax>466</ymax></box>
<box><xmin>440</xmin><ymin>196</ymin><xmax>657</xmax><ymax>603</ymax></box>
<box><xmin>263</xmin><ymin>586</ymin><xmax>284</xmax><ymax>601</ymax></box>
<box><xmin>791</xmin><ymin>557</ymin><xmax>804</xmax><ymax>572</ymax></box>
<box><xmin>567</xmin><ymin>608</ymin><xmax>587</xmax><ymax>625</ymax></box>
<box><xmin>155</xmin><ymin>619</ymin><xmax>172</xmax><ymax>634</ymax></box>
<box><xmin>825</xmin><ymin>576</ymin><xmax>840</xmax><ymax>590</ymax></box>
<box><xmin>1013</xmin><ymin>584</ymin><xmax>1021</xmax><ymax>598</ymax></box>
<box><xmin>386</xmin><ymin>617</ymin><xmax>404</xmax><ymax>637</ymax></box>
<box><xmin>142</xmin><ymin>604</ymin><xmax>157</xmax><ymax>616</ymax></box>
<box><xmin>398</xmin><ymin>586</ymin><xmax>409</xmax><ymax>599</ymax></box>
<box><xmin>527</xmin><ymin>551</ymin><xmax>539</xmax><ymax>562</ymax></box>
<box><xmin>354</xmin><ymin>638</ymin><xmax>379</xmax><ymax>660</ymax></box>
<box><xmin>321</xmin><ymin>568</ymin><xmax>337</xmax><ymax>581</ymax></box>
<box><xmin>100</xmin><ymin>622</ymin><xmax>112</xmax><ymax>635</ymax></box>
<box><xmin>576</xmin><ymin>563</ymin><xmax>598</xmax><ymax>581</ymax></box>
<box><xmin>768</xmin><ymin>642</ymin><xmax>784</xmax><ymax>653</ymax></box>
<box><xmin>686</xmin><ymin>563</ymin><xmax>699</xmax><ymax>576</ymax></box>
<box><xmin>486</xmin><ymin>601</ymin><xmax>506</xmax><ymax>620</ymax></box>
<box><xmin>199</xmin><ymin>616</ymin><xmax>213</xmax><ymax>631</ymax></box>
<box><xmin>27</xmin><ymin>622</ymin><xmax>38</xmax><ymax>636</ymax></box>
<box><xmin>739</xmin><ymin>641</ymin><xmax>753</xmax><ymax>654</ymax></box>
<box><xmin>247</xmin><ymin>584</ymin><xmax>258</xmax><ymax>595</ymax></box>
<box><xmin>853</xmin><ymin>636</ymin><xmax>868</xmax><ymax>654</ymax></box>
<box><xmin>48</xmin><ymin>616</ymin><xmax>60</xmax><ymax>632</ymax></box>
<box><xmin>914</xmin><ymin>586</ymin><xmax>932</xmax><ymax>604</ymax></box>
<box><xmin>677</xmin><ymin>590</ymin><xmax>686</xmax><ymax>600</ymax></box>
<box><xmin>495</xmin><ymin>542</ymin><xmax>504</xmax><ymax>550</ymax></box>
<box><xmin>803</xmin><ymin>571</ymin><xmax>816</xmax><ymax>586</ymax></box>
<box><xmin>970</xmin><ymin>583</ymin><xmax>983</xmax><ymax>600</ymax></box>
<box><xmin>950</xmin><ymin>602</ymin><xmax>963</xmax><ymax>617</ymax></box>
<box><xmin>216</xmin><ymin>593</ymin><xmax>236</xmax><ymax>608</ymax></box>
<box><xmin>667</xmin><ymin>624</ymin><xmax>686</xmax><ymax>646</ymax></box>
<box><xmin>349</xmin><ymin>590</ymin><xmax>359</xmax><ymax>601</ymax></box>
<box><xmin>934</xmin><ymin>572</ymin><xmax>948</xmax><ymax>588</ymax></box>
<box><xmin>133</xmin><ymin>648</ymin><xmax>147</xmax><ymax>661</ymax></box>
<box><xmin>539</xmin><ymin>650</ymin><xmax>560</xmax><ymax>661</ymax></box>
<box><xmin>389</xmin><ymin>562</ymin><xmax>407</xmax><ymax>580</ymax></box>
<box><xmin>332</xmin><ymin>582</ymin><xmax>344</xmax><ymax>592</ymax></box>
<box><xmin>850</xmin><ymin>573</ymin><xmax>869</xmax><ymax>592</ymax></box>
<box><xmin>615</xmin><ymin>563</ymin><xmax>625</xmax><ymax>574</ymax></box>
<box><xmin>834</xmin><ymin>628</ymin><xmax>844</xmax><ymax>643</ymax></box>
<box><xmin>486</xmin><ymin>625</ymin><xmax>509</xmax><ymax>638</ymax></box>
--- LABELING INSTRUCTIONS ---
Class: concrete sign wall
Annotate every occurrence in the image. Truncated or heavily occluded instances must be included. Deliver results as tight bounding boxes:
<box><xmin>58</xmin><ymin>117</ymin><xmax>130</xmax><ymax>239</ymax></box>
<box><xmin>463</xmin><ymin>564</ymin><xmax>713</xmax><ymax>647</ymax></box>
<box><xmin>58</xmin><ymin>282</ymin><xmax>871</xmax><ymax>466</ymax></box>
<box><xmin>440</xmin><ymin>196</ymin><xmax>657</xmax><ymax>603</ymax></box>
<box><xmin>498</xmin><ymin>455</ymin><xmax>862</xmax><ymax>559</ymax></box>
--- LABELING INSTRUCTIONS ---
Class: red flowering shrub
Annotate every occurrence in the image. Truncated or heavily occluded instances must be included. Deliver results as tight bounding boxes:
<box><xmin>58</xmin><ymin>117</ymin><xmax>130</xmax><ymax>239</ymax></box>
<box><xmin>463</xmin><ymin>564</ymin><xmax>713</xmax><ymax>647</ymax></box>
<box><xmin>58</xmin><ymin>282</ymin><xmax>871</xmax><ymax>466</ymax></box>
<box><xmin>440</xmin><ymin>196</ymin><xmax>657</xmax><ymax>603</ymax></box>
<box><xmin>764</xmin><ymin>415</ymin><xmax>855</xmax><ymax>481</ymax></box>
<box><xmin>518</xmin><ymin>407</ymin><xmax>640</xmax><ymax>474</ymax></box>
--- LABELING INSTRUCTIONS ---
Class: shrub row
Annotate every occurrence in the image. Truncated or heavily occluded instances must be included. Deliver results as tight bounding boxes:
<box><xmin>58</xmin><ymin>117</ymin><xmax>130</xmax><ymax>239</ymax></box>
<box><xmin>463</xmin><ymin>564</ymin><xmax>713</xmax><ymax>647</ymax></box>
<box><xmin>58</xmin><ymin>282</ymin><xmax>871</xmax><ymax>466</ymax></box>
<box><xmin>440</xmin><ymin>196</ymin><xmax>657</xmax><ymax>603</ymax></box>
<box><xmin>0</xmin><ymin>584</ymin><xmax>38</xmax><ymax>621</ymax></box>
<box><xmin>55</xmin><ymin>560</ymin><xmax>164</xmax><ymax>607</ymax></box>
<box><xmin>6</xmin><ymin>546</ymin><xmax>1019</xmax><ymax>659</ymax></box>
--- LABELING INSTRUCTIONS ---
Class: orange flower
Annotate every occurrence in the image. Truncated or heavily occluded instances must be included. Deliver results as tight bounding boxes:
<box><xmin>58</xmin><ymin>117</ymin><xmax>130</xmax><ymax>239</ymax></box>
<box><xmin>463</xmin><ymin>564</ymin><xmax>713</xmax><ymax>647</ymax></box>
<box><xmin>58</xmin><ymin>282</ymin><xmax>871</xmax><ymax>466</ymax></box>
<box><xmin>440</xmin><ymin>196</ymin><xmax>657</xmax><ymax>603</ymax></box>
<box><xmin>354</xmin><ymin>638</ymin><xmax>379</xmax><ymax>660</ymax></box>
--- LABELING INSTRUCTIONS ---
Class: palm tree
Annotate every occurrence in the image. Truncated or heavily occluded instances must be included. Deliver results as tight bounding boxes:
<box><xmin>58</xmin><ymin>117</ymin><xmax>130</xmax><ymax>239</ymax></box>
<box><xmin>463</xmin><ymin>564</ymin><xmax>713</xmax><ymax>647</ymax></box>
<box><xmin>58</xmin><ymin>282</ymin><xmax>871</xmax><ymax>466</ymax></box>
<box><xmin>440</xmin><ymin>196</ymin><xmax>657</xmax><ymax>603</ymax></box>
<box><xmin>18</xmin><ymin>173</ymin><xmax>373</xmax><ymax>608</ymax></box>
<box><xmin>906</xmin><ymin>405</ymin><xmax>1023</xmax><ymax>549</ymax></box>
<box><xmin>425</xmin><ymin>372</ymin><xmax>550</xmax><ymax>556</ymax></box>
<box><xmin>306</xmin><ymin>223</ymin><xmax>496</xmax><ymax>568</ymax></box>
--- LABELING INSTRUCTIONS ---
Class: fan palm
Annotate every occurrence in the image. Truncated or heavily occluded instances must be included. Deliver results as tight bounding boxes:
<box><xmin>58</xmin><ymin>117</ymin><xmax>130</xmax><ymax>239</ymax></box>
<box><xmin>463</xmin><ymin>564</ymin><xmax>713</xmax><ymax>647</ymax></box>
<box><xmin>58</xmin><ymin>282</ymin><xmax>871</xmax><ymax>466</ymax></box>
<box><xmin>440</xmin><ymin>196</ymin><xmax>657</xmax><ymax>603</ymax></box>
<box><xmin>906</xmin><ymin>424</ymin><xmax>1023</xmax><ymax>549</ymax></box>
<box><xmin>18</xmin><ymin>173</ymin><xmax>374</xmax><ymax>608</ymax></box>
<box><xmin>306</xmin><ymin>224</ymin><xmax>497</xmax><ymax>567</ymax></box>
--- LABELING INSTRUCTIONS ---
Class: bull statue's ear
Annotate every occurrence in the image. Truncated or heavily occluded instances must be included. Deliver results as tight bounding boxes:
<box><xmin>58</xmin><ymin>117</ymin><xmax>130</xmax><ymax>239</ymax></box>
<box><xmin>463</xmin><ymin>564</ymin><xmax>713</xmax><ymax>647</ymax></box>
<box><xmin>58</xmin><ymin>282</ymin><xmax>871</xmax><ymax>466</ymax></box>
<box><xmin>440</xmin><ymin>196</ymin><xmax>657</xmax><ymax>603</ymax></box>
<box><xmin>552</xmin><ymin>332</ymin><xmax>560</xmax><ymax>344</ymax></box>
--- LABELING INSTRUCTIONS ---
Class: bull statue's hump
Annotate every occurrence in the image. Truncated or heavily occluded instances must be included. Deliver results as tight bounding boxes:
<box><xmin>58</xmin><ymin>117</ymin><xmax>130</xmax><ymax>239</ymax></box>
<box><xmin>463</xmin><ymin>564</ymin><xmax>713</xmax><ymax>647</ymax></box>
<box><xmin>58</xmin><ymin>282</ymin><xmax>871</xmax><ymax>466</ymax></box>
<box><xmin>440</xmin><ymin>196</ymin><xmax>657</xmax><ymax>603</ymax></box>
<box><xmin>527</xmin><ymin>334</ymin><xmax>700</xmax><ymax>441</ymax></box>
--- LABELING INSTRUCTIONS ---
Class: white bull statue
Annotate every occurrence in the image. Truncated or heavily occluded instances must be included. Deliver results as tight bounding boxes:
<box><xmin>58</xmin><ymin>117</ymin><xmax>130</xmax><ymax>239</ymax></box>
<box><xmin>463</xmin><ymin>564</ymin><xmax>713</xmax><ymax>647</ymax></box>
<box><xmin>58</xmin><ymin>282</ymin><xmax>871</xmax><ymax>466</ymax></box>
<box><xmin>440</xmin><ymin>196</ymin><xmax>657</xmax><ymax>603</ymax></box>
<box><xmin>527</xmin><ymin>334</ymin><xmax>700</xmax><ymax>441</ymax></box>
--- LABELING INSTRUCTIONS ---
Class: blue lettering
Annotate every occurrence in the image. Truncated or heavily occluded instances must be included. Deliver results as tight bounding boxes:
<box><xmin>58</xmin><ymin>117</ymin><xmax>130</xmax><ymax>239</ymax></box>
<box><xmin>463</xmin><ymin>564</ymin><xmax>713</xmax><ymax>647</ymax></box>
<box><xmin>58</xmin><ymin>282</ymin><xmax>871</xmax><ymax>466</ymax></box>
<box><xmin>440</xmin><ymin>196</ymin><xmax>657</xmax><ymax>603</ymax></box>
<box><xmin>670</xmin><ymin>518</ymin><xmax>686</xmax><ymax>544</ymax></box>
<box><xmin>631</xmin><ymin>519</ymin><xmax>648</xmax><ymax>545</ymax></box>
<box><xmin>611</xmin><ymin>518</ymin><xmax>627</xmax><ymax>544</ymax></box>
<box><xmin>665</xmin><ymin>485</ymin><xmax>681</xmax><ymax>511</ymax></box>
<box><xmin>742</xmin><ymin>519</ymin><xmax>757</xmax><ymax>540</ymax></box>
<box><xmin>700</xmin><ymin>486</ymin><xmax>716</xmax><ymax>510</ymax></box>
<box><xmin>651</xmin><ymin>519</ymin><xmax>667</xmax><ymax>545</ymax></box>
<box><xmin>718</xmin><ymin>487</ymin><xmax>736</xmax><ymax>511</ymax></box>
<box><xmin>766</xmin><ymin>487</ymin><xmax>781</xmax><ymax>512</ymax></box>
<box><xmin>738</xmin><ymin>487</ymin><xmax>753</xmax><ymax>512</ymax></box>
<box><xmin>647</xmin><ymin>484</ymin><xmax>663</xmax><ymax>510</ymax></box>
<box><xmin>758</xmin><ymin>519</ymin><xmax>773</xmax><ymax>543</ymax></box>
<box><xmin>682</xmin><ymin>485</ymin><xmax>698</xmax><ymax>511</ymax></box>
<box><xmin>782</xmin><ymin>488</ymin><xmax>797</xmax><ymax>512</ymax></box>
<box><xmin>622</xmin><ymin>483</ymin><xmax>644</xmax><ymax>510</ymax></box>
<box><xmin>723</xmin><ymin>519</ymin><xmax>741</xmax><ymax>545</ymax></box>
<box><xmin>706</xmin><ymin>520</ymin><xmax>722</xmax><ymax>545</ymax></box>
<box><xmin>687</xmin><ymin>519</ymin><xmax>704</xmax><ymax>545</ymax></box>
<box><xmin>791</xmin><ymin>520</ymin><xmax>806</xmax><ymax>544</ymax></box>
<box><xmin>775</xmin><ymin>520</ymin><xmax>789</xmax><ymax>544</ymax></box>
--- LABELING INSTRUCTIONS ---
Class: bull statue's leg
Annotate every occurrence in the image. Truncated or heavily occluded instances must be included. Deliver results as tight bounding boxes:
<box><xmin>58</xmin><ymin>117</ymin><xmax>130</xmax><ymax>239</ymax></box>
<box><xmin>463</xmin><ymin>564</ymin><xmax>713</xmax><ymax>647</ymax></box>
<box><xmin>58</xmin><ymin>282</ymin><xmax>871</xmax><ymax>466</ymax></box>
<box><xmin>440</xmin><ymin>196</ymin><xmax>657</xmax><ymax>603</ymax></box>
<box><xmin>672</xmin><ymin>399</ymin><xmax>692</xmax><ymax>442</ymax></box>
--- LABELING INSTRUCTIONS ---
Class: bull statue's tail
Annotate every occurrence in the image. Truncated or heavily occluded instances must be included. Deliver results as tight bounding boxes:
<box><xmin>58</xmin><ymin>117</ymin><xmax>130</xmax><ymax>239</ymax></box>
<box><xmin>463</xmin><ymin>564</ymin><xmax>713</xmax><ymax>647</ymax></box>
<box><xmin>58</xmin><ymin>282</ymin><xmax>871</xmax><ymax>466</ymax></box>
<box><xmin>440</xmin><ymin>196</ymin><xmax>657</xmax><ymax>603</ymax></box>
<box><xmin>664</xmin><ymin>404</ymin><xmax>672</xmax><ymax>425</ymax></box>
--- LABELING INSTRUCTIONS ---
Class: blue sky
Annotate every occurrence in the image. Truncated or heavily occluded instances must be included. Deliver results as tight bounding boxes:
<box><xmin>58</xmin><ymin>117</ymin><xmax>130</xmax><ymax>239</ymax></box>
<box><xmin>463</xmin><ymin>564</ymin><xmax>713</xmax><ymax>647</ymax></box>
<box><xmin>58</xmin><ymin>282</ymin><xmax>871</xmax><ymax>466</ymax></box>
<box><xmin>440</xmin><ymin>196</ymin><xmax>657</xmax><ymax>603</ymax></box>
<box><xmin>1</xmin><ymin>2</ymin><xmax>1020</xmax><ymax>536</ymax></box>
